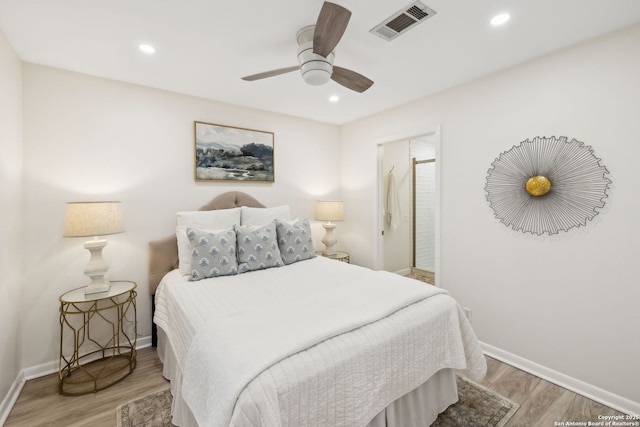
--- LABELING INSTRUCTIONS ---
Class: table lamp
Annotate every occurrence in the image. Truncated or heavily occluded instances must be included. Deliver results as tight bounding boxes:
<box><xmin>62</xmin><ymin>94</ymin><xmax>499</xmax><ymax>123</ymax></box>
<box><xmin>63</xmin><ymin>201</ymin><xmax>124</xmax><ymax>295</ymax></box>
<box><xmin>315</xmin><ymin>200</ymin><xmax>344</xmax><ymax>256</ymax></box>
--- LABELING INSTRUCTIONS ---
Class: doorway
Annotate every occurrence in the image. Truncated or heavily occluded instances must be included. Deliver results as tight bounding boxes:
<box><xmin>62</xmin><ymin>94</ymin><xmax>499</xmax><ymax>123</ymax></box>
<box><xmin>377</xmin><ymin>129</ymin><xmax>440</xmax><ymax>285</ymax></box>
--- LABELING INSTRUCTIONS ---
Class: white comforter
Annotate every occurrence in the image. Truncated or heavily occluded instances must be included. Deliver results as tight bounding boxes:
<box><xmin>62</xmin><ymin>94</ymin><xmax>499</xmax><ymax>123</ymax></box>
<box><xmin>154</xmin><ymin>256</ymin><xmax>486</xmax><ymax>427</ymax></box>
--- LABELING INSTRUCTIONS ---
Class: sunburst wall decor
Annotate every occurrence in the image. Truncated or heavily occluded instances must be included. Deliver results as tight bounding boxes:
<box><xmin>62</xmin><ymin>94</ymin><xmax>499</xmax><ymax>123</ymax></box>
<box><xmin>484</xmin><ymin>136</ymin><xmax>611</xmax><ymax>235</ymax></box>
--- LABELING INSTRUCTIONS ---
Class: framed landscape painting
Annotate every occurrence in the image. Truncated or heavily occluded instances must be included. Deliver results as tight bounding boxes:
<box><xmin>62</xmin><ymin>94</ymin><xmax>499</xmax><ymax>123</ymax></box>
<box><xmin>194</xmin><ymin>121</ymin><xmax>275</xmax><ymax>182</ymax></box>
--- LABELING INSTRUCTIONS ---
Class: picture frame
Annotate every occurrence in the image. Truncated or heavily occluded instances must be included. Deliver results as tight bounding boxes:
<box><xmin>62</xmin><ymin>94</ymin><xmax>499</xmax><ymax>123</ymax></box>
<box><xmin>194</xmin><ymin>121</ymin><xmax>275</xmax><ymax>182</ymax></box>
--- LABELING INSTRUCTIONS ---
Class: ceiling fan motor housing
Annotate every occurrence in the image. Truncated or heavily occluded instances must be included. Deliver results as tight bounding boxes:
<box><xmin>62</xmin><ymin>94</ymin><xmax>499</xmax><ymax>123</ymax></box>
<box><xmin>297</xmin><ymin>41</ymin><xmax>334</xmax><ymax>86</ymax></box>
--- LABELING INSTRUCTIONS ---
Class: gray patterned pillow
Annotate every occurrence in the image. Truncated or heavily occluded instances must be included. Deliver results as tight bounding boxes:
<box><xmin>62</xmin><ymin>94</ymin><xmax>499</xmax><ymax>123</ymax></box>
<box><xmin>235</xmin><ymin>222</ymin><xmax>283</xmax><ymax>273</ymax></box>
<box><xmin>187</xmin><ymin>228</ymin><xmax>238</xmax><ymax>281</ymax></box>
<box><xmin>276</xmin><ymin>218</ymin><xmax>316</xmax><ymax>265</ymax></box>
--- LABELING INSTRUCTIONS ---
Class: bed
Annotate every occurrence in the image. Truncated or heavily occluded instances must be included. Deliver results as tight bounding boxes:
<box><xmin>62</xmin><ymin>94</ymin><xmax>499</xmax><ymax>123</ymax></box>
<box><xmin>149</xmin><ymin>191</ymin><xmax>486</xmax><ymax>427</ymax></box>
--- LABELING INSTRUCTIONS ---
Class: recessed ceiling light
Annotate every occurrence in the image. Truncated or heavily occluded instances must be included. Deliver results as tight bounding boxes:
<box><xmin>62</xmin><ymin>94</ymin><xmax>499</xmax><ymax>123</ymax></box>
<box><xmin>138</xmin><ymin>43</ymin><xmax>156</xmax><ymax>54</ymax></box>
<box><xmin>329</xmin><ymin>95</ymin><xmax>339</xmax><ymax>103</ymax></box>
<box><xmin>490</xmin><ymin>13</ymin><xmax>510</xmax><ymax>27</ymax></box>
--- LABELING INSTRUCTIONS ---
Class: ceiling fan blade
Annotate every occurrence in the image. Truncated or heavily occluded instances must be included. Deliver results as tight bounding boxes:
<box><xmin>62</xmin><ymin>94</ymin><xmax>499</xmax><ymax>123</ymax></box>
<box><xmin>241</xmin><ymin>66</ymin><xmax>299</xmax><ymax>81</ymax></box>
<box><xmin>313</xmin><ymin>2</ymin><xmax>351</xmax><ymax>57</ymax></box>
<box><xmin>331</xmin><ymin>66</ymin><xmax>374</xmax><ymax>93</ymax></box>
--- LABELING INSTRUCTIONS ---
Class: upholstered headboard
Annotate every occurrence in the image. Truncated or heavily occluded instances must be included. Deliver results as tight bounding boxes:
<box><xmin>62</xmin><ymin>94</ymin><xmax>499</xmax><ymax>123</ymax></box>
<box><xmin>148</xmin><ymin>191</ymin><xmax>265</xmax><ymax>295</ymax></box>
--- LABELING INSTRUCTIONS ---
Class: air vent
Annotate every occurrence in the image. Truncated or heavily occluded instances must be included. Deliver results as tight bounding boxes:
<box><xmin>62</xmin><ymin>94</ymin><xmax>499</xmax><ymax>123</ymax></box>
<box><xmin>370</xmin><ymin>1</ymin><xmax>436</xmax><ymax>41</ymax></box>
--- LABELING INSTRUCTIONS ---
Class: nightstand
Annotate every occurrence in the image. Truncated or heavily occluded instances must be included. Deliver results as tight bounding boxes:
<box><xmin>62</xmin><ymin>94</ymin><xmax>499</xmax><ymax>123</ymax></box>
<box><xmin>316</xmin><ymin>250</ymin><xmax>350</xmax><ymax>263</ymax></box>
<box><xmin>58</xmin><ymin>280</ymin><xmax>137</xmax><ymax>395</ymax></box>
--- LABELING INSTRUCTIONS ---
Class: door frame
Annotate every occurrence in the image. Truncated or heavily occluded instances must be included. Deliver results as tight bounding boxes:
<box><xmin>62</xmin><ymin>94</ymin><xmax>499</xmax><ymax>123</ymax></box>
<box><xmin>375</xmin><ymin>126</ymin><xmax>441</xmax><ymax>285</ymax></box>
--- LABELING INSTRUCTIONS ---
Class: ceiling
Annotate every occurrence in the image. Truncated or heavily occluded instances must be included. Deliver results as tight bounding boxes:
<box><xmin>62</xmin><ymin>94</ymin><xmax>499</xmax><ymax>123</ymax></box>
<box><xmin>1</xmin><ymin>0</ymin><xmax>640</xmax><ymax>125</ymax></box>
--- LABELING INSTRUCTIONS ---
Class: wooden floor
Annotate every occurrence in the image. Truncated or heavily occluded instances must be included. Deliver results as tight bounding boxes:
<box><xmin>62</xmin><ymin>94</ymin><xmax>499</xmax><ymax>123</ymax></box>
<box><xmin>4</xmin><ymin>347</ymin><xmax>169</xmax><ymax>427</ymax></box>
<box><xmin>5</xmin><ymin>347</ymin><xmax>626</xmax><ymax>426</ymax></box>
<box><xmin>480</xmin><ymin>356</ymin><xmax>626</xmax><ymax>426</ymax></box>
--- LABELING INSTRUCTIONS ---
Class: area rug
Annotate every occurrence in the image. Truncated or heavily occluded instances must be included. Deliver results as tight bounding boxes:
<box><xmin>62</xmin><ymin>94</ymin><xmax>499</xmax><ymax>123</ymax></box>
<box><xmin>116</xmin><ymin>376</ymin><xmax>519</xmax><ymax>427</ymax></box>
<box><xmin>116</xmin><ymin>387</ymin><xmax>173</xmax><ymax>427</ymax></box>
<box><xmin>433</xmin><ymin>376</ymin><xmax>520</xmax><ymax>427</ymax></box>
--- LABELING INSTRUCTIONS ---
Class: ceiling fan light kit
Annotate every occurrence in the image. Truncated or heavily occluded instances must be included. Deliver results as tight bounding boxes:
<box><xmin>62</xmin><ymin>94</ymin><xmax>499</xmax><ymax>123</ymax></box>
<box><xmin>298</xmin><ymin>44</ymin><xmax>334</xmax><ymax>86</ymax></box>
<box><xmin>241</xmin><ymin>1</ymin><xmax>374</xmax><ymax>93</ymax></box>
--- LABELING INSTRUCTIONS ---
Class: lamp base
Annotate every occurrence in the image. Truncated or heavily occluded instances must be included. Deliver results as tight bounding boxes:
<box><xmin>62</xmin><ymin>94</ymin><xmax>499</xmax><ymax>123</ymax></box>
<box><xmin>83</xmin><ymin>238</ymin><xmax>111</xmax><ymax>295</ymax></box>
<box><xmin>84</xmin><ymin>282</ymin><xmax>111</xmax><ymax>295</ymax></box>
<box><xmin>321</xmin><ymin>223</ymin><xmax>338</xmax><ymax>257</ymax></box>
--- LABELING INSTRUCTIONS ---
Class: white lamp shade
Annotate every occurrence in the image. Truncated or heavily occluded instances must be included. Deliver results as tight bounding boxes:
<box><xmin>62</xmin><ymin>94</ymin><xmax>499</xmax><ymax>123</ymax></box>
<box><xmin>63</xmin><ymin>201</ymin><xmax>124</xmax><ymax>295</ymax></box>
<box><xmin>315</xmin><ymin>200</ymin><xmax>344</xmax><ymax>222</ymax></box>
<box><xmin>64</xmin><ymin>202</ymin><xmax>124</xmax><ymax>237</ymax></box>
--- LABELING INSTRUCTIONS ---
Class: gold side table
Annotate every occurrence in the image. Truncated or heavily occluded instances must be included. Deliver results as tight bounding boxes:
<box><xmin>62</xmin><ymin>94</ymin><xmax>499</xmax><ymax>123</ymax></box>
<box><xmin>58</xmin><ymin>281</ymin><xmax>137</xmax><ymax>395</ymax></box>
<box><xmin>316</xmin><ymin>250</ymin><xmax>350</xmax><ymax>263</ymax></box>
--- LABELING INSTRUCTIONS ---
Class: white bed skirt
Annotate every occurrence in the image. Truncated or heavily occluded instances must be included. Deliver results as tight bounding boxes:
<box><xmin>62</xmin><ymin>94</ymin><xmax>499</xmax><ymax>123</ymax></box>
<box><xmin>157</xmin><ymin>328</ymin><xmax>458</xmax><ymax>427</ymax></box>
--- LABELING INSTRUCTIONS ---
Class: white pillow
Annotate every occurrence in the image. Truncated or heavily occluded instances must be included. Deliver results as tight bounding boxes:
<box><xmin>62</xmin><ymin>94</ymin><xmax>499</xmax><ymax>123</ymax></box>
<box><xmin>176</xmin><ymin>208</ymin><xmax>241</xmax><ymax>274</ymax></box>
<box><xmin>240</xmin><ymin>205</ymin><xmax>291</xmax><ymax>226</ymax></box>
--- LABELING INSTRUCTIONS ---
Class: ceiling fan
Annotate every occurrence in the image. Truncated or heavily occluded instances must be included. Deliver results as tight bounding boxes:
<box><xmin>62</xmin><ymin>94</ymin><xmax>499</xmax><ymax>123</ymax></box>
<box><xmin>241</xmin><ymin>1</ymin><xmax>374</xmax><ymax>93</ymax></box>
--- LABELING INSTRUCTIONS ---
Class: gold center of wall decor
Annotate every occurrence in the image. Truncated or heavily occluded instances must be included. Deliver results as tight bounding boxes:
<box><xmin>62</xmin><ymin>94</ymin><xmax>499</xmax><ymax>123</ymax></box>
<box><xmin>484</xmin><ymin>136</ymin><xmax>611</xmax><ymax>236</ymax></box>
<box><xmin>525</xmin><ymin>175</ymin><xmax>551</xmax><ymax>196</ymax></box>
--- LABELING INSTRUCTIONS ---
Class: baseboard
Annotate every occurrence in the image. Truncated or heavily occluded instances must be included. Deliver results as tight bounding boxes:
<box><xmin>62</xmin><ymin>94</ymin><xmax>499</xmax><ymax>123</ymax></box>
<box><xmin>0</xmin><ymin>370</ymin><xmax>25</xmax><ymax>426</ymax></box>
<box><xmin>137</xmin><ymin>335</ymin><xmax>152</xmax><ymax>349</ymax></box>
<box><xmin>481</xmin><ymin>342</ymin><xmax>640</xmax><ymax>416</ymax></box>
<box><xmin>0</xmin><ymin>335</ymin><xmax>153</xmax><ymax>423</ymax></box>
<box><xmin>394</xmin><ymin>268</ymin><xmax>411</xmax><ymax>276</ymax></box>
<box><xmin>22</xmin><ymin>359</ymin><xmax>58</xmax><ymax>381</ymax></box>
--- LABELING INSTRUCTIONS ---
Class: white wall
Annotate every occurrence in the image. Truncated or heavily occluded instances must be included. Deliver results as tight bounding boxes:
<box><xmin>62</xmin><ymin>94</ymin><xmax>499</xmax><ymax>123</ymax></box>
<box><xmin>21</xmin><ymin>64</ymin><xmax>340</xmax><ymax>368</ymax></box>
<box><xmin>0</xmin><ymin>30</ymin><xmax>23</xmax><ymax>410</ymax></box>
<box><xmin>340</xmin><ymin>24</ymin><xmax>640</xmax><ymax>409</ymax></box>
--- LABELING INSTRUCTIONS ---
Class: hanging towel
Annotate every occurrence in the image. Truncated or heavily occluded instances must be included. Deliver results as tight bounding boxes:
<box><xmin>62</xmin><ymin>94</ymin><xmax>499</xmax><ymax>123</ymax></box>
<box><xmin>386</xmin><ymin>171</ymin><xmax>402</xmax><ymax>231</ymax></box>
